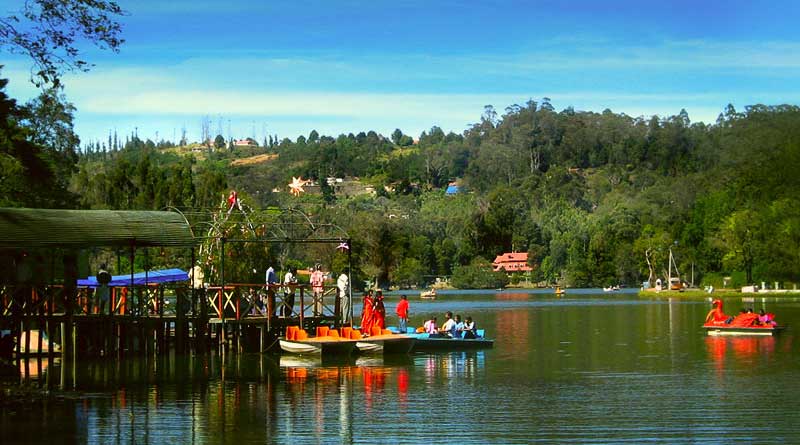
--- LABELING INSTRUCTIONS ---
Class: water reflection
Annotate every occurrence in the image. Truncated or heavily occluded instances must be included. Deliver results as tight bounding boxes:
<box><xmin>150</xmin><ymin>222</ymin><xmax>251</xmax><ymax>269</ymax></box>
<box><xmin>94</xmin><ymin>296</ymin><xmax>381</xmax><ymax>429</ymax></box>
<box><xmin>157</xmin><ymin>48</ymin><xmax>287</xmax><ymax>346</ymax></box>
<box><xmin>5</xmin><ymin>296</ymin><xmax>800</xmax><ymax>444</ymax></box>
<box><xmin>420</xmin><ymin>351</ymin><xmax>486</xmax><ymax>381</ymax></box>
<box><xmin>705</xmin><ymin>335</ymin><xmax>778</xmax><ymax>371</ymax></box>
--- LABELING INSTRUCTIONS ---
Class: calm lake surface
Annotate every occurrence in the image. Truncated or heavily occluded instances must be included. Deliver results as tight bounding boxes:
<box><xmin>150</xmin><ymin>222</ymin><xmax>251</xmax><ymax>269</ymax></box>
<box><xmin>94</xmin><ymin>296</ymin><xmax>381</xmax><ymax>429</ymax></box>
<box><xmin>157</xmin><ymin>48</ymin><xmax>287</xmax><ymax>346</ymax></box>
<box><xmin>4</xmin><ymin>290</ymin><xmax>800</xmax><ymax>444</ymax></box>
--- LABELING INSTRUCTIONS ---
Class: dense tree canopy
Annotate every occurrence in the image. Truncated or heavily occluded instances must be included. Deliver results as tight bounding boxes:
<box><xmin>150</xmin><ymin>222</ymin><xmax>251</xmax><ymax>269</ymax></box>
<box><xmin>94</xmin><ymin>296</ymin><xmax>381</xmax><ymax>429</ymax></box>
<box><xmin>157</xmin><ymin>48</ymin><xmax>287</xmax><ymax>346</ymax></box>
<box><xmin>52</xmin><ymin>99</ymin><xmax>800</xmax><ymax>289</ymax></box>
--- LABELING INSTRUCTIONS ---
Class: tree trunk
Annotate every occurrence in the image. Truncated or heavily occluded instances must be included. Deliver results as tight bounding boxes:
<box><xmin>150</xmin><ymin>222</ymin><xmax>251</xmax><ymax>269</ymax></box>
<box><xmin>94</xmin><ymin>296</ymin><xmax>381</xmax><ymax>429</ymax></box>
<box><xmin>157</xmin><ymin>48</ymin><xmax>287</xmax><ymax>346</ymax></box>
<box><xmin>645</xmin><ymin>248</ymin><xmax>655</xmax><ymax>287</ymax></box>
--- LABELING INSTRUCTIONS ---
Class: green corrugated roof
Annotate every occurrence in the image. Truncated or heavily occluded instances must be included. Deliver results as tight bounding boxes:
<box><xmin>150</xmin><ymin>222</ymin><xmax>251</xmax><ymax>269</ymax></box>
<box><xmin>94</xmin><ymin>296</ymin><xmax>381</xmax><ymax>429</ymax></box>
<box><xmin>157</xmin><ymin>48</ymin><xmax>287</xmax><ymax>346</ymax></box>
<box><xmin>0</xmin><ymin>208</ymin><xmax>196</xmax><ymax>249</ymax></box>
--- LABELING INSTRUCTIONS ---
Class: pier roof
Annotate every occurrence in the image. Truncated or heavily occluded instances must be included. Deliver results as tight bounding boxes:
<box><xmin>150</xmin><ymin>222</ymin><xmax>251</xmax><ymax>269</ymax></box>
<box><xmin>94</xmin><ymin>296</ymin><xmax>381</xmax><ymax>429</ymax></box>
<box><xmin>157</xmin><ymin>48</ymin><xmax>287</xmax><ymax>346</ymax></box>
<box><xmin>0</xmin><ymin>208</ymin><xmax>195</xmax><ymax>249</ymax></box>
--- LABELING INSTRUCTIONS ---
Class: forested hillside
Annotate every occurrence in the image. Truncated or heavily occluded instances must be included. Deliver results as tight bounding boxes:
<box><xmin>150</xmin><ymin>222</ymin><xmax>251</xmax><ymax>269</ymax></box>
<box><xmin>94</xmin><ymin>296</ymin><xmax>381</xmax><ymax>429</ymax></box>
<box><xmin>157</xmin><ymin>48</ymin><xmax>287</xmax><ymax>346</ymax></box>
<box><xmin>3</xmin><ymin>73</ymin><xmax>798</xmax><ymax>289</ymax></box>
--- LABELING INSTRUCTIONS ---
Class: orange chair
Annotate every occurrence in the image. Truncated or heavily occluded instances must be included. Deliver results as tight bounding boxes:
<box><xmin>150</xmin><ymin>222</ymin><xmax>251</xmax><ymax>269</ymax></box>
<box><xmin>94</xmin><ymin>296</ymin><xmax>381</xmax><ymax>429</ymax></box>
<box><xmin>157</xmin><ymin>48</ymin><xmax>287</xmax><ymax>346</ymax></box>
<box><xmin>381</xmin><ymin>329</ymin><xmax>392</xmax><ymax>335</ymax></box>
<box><xmin>350</xmin><ymin>329</ymin><xmax>361</xmax><ymax>339</ymax></box>
<box><xmin>370</xmin><ymin>326</ymin><xmax>383</xmax><ymax>337</ymax></box>
<box><xmin>316</xmin><ymin>326</ymin><xmax>330</xmax><ymax>337</ymax></box>
<box><xmin>328</xmin><ymin>329</ymin><xmax>339</xmax><ymax>338</ymax></box>
<box><xmin>296</xmin><ymin>329</ymin><xmax>308</xmax><ymax>340</ymax></box>
<box><xmin>342</xmin><ymin>327</ymin><xmax>353</xmax><ymax>338</ymax></box>
<box><xmin>286</xmin><ymin>326</ymin><xmax>299</xmax><ymax>341</ymax></box>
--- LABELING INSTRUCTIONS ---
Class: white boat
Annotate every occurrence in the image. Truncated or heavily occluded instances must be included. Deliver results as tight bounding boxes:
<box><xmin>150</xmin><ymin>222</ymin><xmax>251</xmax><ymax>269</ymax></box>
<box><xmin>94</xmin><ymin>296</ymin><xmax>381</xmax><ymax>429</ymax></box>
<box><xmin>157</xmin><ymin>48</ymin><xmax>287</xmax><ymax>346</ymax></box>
<box><xmin>280</xmin><ymin>339</ymin><xmax>322</xmax><ymax>355</ymax></box>
<box><xmin>603</xmin><ymin>286</ymin><xmax>620</xmax><ymax>292</ymax></box>
<box><xmin>355</xmin><ymin>341</ymin><xmax>384</xmax><ymax>353</ymax></box>
<box><xmin>279</xmin><ymin>337</ymin><xmax>357</xmax><ymax>356</ymax></box>
<box><xmin>355</xmin><ymin>334</ymin><xmax>415</xmax><ymax>354</ymax></box>
<box><xmin>420</xmin><ymin>288</ymin><xmax>437</xmax><ymax>299</ymax></box>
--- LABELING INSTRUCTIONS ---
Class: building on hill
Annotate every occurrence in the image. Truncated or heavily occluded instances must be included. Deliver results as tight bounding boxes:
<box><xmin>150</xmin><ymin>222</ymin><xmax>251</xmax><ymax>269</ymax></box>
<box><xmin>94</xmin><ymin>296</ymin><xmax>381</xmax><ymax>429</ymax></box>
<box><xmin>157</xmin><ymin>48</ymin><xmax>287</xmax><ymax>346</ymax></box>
<box><xmin>234</xmin><ymin>138</ymin><xmax>257</xmax><ymax>147</ymax></box>
<box><xmin>492</xmin><ymin>252</ymin><xmax>533</xmax><ymax>273</ymax></box>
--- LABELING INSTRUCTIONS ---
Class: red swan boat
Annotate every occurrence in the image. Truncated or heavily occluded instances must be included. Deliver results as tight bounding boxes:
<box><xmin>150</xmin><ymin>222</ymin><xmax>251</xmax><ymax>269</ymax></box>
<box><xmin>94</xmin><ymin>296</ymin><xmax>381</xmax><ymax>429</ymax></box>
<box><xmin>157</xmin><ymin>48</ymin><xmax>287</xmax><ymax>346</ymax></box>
<box><xmin>703</xmin><ymin>299</ymin><xmax>785</xmax><ymax>336</ymax></box>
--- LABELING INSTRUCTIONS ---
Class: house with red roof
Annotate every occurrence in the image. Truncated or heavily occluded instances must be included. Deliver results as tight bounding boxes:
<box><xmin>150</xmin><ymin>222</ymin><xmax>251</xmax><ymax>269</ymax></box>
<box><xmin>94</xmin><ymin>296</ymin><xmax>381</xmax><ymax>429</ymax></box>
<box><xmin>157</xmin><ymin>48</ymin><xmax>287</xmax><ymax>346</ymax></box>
<box><xmin>492</xmin><ymin>252</ymin><xmax>533</xmax><ymax>273</ymax></box>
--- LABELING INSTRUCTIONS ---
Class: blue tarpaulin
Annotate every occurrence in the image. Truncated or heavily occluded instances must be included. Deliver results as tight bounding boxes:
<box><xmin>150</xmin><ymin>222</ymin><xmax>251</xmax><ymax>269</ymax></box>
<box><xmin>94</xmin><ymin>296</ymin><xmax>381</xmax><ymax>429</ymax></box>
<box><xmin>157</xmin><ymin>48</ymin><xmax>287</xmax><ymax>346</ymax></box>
<box><xmin>78</xmin><ymin>268</ymin><xmax>189</xmax><ymax>287</ymax></box>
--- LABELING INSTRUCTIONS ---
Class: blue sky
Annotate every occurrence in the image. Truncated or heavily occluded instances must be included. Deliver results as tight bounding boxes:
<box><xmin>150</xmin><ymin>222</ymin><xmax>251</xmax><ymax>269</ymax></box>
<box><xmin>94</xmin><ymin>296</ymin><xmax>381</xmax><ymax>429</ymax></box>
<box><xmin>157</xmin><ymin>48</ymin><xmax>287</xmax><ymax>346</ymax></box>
<box><xmin>4</xmin><ymin>0</ymin><xmax>800</xmax><ymax>145</ymax></box>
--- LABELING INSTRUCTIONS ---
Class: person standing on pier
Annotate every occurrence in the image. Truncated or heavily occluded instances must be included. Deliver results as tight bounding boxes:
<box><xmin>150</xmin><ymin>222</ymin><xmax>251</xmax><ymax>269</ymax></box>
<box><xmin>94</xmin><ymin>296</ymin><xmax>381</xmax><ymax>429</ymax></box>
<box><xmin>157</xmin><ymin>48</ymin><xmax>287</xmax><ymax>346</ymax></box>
<box><xmin>265</xmin><ymin>266</ymin><xmax>278</xmax><ymax>316</ymax></box>
<box><xmin>361</xmin><ymin>290</ymin><xmax>374</xmax><ymax>335</ymax></box>
<box><xmin>96</xmin><ymin>264</ymin><xmax>112</xmax><ymax>315</ymax></box>
<box><xmin>282</xmin><ymin>267</ymin><xmax>297</xmax><ymax>317</ymax></box>
<box><xmin>311</xmin><ymin>264</ymin><xmax>325</xmax><ymax>316</ymax></box>
<box><xmin>337</xmin><ymin>270</ymin><xmax>350</xmax><ymax>324</ymax></box>
<box><xmin>396</xmin><ymin>294</ymin><xmax>409</xmax><ymax>333</ymax></box>
<box><xmin>373</xmin><ymin>290</ymin><xmax>386</xmax><ymax>329</ymax></box>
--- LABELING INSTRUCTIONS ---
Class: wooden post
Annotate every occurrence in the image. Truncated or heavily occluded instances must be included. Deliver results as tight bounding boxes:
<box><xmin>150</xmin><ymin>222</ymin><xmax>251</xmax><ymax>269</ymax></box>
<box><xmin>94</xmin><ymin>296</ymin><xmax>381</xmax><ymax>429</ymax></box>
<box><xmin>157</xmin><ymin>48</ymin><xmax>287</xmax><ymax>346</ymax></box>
<box><xmin>176</xmin><ymin>286</ymin><xmax>185</xmax><ymax>354</ymax></box>
<box><xmin>47</xmin><ymin>286</ymin><xmax>54</xmax><ymax>361</ymax></box>
<box><xmin>220</xmin><ymin>238</ymin><xmax>226</xmax><ymax>352</ymax></box>
<box><xmin>23</xmin><ymin>289</ymin><xmax>31</xmax><ymax>355</ymax></box>
<box><xmin>59</xmin><ymin>321</ymin><xmax>66</xmax><ymax>390</ymax></box>
<box><xmin>299</xmin><ymin>287</ymin><xmax>305</xmax><ymax>327</ymax></box>
<box><xmin>37</xmin><ymin>288</ymin><xmax>44</xmax><ymax>354</ymax></box>
<box><xmin>63</xmin><ymin>251</ymin><xmax>78</xmax><ymax>364</ymax></box>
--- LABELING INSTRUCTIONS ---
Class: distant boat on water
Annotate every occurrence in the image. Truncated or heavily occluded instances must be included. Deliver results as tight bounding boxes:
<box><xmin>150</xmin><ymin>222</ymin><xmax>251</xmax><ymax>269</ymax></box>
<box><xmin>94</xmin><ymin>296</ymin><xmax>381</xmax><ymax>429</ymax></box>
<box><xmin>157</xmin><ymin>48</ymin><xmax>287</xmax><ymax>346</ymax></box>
<box><xmin>420</xmin><ymin>288</ymin><xmax>437</xmax><ymax>299</ymax></box>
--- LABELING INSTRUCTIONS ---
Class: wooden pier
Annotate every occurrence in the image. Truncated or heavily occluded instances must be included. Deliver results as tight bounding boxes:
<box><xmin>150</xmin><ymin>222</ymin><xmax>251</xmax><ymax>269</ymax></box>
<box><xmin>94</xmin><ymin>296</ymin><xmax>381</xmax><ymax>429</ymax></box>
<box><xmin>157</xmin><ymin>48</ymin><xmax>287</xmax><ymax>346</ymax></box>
<box><xmin>0</xmin><ymin>207</ymin><xmax>354</xmax><ymax>373</ymax></box>
<box><xmin>1</xmin><ymin>281</ymin><xmax>348</xmax><ymax>360</ymax></box>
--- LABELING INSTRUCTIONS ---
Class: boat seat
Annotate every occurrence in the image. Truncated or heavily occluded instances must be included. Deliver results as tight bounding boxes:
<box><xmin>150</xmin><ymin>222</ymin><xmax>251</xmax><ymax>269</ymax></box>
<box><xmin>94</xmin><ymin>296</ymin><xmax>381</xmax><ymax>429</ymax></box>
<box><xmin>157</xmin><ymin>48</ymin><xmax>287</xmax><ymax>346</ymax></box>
<box><xmin>350</xmin><ymin>329</ymin><xmax>361</xmax><ymax>339</ymax></box>
<box><xmin>296</xmin><ymin>329</ymin><xmax>308</xmax><ymax>341</ymax></box>
<box><xmin>381</xmin><ymin>329</ymin><xmax>392</xmax><ymax>335</ymax></box>
<box><xmin>286</xmin><ymin>326</ymin><xmax>300</xmax><ymax>341</ymax></box>
<box><xmin>476</xmin><ymin>329</ymin><xmax>485</xmax><ymax>338</ymax></box>
<box><xmin>328</xmin><ymin>329</ymin><xmax>339</xmax><ymax>338</ymax></box>
<box><xmin>407</xmin><ymin>327</ymin><xmax>417</xmax><ymax>334</ymax></box>
<box><xmin>370</xmin><ymin>326</ymin><xmax>383</xmax><ymax>337</ymax></box>
<box><xmin>316</xmin><ymin>326</ymin><xmax>329</xmax><ymax>337</ymax></box>
<box><xmin>341</xmin><ymin>327</ymin><xmax>353</xmax><ymax>338</ymax></box>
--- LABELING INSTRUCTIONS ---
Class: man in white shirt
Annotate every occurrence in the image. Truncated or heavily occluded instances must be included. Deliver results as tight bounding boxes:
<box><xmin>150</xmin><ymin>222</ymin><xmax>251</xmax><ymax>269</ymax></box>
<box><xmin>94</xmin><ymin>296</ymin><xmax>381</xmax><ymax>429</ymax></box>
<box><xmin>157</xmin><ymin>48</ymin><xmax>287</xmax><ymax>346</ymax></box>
<box><xmin>337</xmin><ymin>272</ymin><xmax>350</xmax><ymax>324</ymax></box>
<box><xmin>440</xmin><ymin>311</ymin><xmax>457</xmax><ymax>337</ymax></box>
<box><xmin>281</xmin><ymin>268</ymin><xmax>297</xmax><ymax>317</ymax></box>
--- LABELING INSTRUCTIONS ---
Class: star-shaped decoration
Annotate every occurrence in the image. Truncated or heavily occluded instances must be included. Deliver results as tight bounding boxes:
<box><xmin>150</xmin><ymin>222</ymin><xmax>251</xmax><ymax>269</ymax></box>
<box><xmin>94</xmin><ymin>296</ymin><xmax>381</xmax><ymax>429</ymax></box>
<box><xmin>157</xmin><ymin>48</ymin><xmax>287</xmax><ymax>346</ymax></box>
<box><xmin>337</xmin><ymin>242</ymin><xmax>349</xmax><ymax>251</ymax></box>
<box><xmin>288</xmin><ymin>176</ymin><xmax>308</xmax><ymax>196</ymax></box>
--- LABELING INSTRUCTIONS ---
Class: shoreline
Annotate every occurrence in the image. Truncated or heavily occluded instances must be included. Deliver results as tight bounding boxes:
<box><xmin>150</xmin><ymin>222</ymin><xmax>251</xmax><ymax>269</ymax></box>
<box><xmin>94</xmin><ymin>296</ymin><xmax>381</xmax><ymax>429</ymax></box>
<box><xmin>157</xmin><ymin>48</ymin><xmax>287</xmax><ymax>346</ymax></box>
<box><xmin>637</xmin><ymin>289</ymin><xmax>800</xmax><ymax>299</ymax></box>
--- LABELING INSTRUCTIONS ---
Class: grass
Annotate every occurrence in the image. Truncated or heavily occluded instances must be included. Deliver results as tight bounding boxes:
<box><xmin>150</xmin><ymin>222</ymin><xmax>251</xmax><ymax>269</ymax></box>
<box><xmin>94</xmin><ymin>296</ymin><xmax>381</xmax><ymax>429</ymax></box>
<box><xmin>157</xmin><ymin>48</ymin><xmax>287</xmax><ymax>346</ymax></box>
<box><xmin>637</xmin><ymin>289</ymin><xmax>800</xmax><ymax>299</ymax></box>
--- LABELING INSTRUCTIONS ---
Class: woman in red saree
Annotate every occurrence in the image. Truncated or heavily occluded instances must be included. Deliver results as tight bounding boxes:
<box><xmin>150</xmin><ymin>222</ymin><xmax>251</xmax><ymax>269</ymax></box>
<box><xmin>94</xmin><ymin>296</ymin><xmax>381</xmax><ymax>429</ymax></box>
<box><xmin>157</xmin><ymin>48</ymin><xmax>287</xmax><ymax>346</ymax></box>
<box><xmin>372</xmin><ymin>290</ymin><xmax>386</xmax><ymax>329</ymax></box>
<box><xmin>360</xmin><ymin>290</ymin><xmax>374</xmax><ymax>334</ymax></box>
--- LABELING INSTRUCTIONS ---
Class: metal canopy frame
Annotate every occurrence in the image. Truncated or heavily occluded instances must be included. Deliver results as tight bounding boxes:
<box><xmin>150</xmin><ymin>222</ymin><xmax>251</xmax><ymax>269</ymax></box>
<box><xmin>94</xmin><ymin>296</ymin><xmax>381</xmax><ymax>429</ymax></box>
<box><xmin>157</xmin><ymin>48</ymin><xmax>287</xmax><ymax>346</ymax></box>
<box><xmin>181</xmin><ymin>206</ymin><xmax>354</xmax><ymax>326</ymax></box>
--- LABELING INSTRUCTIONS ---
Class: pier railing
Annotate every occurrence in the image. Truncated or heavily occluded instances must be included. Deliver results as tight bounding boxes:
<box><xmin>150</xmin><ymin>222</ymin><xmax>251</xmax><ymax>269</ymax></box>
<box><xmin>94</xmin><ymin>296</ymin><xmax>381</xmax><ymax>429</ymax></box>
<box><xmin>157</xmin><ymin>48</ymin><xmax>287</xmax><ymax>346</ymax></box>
<box><xmin>1</xmin><ymin>282</ymin><xmax>343</xmax><ymax>321</ymax></box>
<box><xmin>1</xmin><ymin>281</ymin><xmax>347</xmax><ymax>358</ymax></box>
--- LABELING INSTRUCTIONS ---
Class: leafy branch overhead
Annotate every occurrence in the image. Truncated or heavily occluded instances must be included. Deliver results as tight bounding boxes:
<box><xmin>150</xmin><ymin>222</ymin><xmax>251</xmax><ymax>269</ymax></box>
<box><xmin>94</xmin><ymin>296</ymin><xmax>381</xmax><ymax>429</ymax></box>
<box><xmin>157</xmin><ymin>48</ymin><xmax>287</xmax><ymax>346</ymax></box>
<box><xmin>0</xmin><ymin>0</ymin><xmax>125</xmax><ymax>87</ymax></box>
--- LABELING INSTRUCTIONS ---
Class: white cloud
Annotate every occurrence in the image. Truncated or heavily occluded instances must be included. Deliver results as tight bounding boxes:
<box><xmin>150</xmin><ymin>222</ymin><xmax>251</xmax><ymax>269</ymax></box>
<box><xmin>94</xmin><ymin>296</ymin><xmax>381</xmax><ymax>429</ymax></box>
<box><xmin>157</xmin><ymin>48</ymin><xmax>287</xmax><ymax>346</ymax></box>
<box><xmin>7</xmin><ymin>36</ymin><xmax>800</xmax><ymax>143</ymax></box>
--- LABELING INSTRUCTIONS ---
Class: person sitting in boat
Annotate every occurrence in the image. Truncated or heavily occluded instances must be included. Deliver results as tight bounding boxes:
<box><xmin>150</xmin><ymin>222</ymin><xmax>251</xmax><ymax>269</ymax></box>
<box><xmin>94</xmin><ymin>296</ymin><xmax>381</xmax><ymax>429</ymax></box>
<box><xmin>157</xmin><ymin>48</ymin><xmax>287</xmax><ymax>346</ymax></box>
<box><xmin>729</xmin><ymin>308</ymin><xmax>760</xmax><ymax>327</ymax></box>
<box><xmin>462</xmin><ymin>316</ymin><xmax>477</xmax><ymax>339</ymax></box>
<box><xmin>453</xmin><ymin>314</ymin><xmax>464</xmax><ymax>338</ymax></box>
<box><xmin>704</xmin><ymin>299</ymin><xmax>730</xmax><ymax>325</ymax></box>
<box><xmin>423</xmin><ymin>317</ymin><xmax>438</xmax><ymax>334</ymax></box>
<box><xmin>758</xmin><ymin>309</ymin><xmax>777</xmax><ymax>326</ymax></box>
<box><xmin>440</xmin><ymin>311</ymin><xmax>458</xmax><ymax>337</ymax></box>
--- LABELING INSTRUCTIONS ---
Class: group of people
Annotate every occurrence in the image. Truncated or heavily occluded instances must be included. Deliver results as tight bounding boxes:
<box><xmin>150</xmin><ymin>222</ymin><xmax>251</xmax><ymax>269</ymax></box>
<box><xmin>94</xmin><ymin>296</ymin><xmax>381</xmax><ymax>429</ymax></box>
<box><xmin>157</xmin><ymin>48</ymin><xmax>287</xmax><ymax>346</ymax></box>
<box><xmin>360</xmin><ymin>292</ymin><xmax>479</xmax><ymax>339</ymax></box>
<box><xmin>360</xmin><ymin>289</ymin><xmax>387</xmax><ymax>334</ymax></box>
<box><xmin>261</xmin><ymin>264</ymin><xmax>351</xmax><ymax>320</ymax></box>
<box><xmin>422</xmin><ymin>311</ymin><xmax>478</xmax><ymax>339</ymax></box>
<box><xmin>704</xmin><ymin>299</ymin><xmax>777</xmax><ymax>327</ymax></box>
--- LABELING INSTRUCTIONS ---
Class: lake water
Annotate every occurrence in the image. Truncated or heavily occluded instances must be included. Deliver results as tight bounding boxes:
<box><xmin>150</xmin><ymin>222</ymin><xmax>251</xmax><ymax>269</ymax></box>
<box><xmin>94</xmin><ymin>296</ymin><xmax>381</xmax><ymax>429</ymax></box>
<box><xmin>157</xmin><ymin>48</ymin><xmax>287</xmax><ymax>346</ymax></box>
<box><xmin>3</xmin><ymin>290</ymin><xmax>800</xmax><ymax>444</ymax></box>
